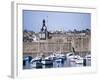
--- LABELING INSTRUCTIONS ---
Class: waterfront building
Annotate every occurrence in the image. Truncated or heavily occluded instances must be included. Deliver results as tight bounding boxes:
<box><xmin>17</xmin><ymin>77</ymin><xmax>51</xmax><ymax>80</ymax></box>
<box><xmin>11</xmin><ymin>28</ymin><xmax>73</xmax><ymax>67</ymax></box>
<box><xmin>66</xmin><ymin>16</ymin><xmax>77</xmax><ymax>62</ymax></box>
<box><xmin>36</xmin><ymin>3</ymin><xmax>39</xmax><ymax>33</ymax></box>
<box><xmin>23</xmin><ymin>20</ymin><xmax>91</xmax><ymax>57</ymax></box>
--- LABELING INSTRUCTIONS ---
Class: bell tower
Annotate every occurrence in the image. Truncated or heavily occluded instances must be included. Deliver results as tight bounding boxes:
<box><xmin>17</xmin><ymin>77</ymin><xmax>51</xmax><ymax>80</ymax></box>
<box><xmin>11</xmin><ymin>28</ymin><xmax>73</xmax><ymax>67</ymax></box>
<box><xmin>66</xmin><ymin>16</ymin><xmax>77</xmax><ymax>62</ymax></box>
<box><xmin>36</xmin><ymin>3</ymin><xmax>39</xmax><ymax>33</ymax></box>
<box><xmin>40</xmin><ymin>19</ymin><xmax>48</xmax><ymax>40</ymax></box>
<box><xmin>41</xmin><ymin>19</ymin><xmax>47</xmax><ymax>32</ymax></box>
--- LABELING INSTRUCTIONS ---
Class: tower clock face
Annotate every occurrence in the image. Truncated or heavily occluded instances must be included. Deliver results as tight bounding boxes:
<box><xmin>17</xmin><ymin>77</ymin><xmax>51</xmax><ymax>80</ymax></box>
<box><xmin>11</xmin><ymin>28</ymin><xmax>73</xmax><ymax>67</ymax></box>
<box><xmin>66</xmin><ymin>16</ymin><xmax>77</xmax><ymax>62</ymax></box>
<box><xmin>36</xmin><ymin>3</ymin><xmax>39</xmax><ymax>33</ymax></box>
<box><xmin>43</xmin><ymin>26</ymin><xmax>46</xmax><ymax>31</ymax></box>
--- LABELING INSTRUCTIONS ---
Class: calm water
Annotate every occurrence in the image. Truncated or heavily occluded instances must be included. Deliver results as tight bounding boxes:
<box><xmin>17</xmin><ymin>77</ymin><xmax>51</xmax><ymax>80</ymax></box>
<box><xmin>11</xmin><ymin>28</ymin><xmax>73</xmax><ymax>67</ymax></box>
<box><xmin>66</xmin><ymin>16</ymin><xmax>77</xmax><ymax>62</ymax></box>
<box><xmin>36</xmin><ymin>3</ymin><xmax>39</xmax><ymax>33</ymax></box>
<box><xmin>23</xmin><ymin>58</ymin><xmax>91</xmax><ymax>69</ymax></box>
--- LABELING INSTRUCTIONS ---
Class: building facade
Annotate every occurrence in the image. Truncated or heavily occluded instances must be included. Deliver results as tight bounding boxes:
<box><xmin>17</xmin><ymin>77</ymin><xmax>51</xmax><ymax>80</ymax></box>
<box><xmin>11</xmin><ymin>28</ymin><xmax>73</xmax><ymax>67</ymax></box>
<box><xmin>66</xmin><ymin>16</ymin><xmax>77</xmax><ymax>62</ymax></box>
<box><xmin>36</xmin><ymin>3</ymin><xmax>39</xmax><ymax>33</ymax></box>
<box><xmin>23</xmin><ymin>32</ymin><xmax>91</xmax><ymax>57</ymax></box>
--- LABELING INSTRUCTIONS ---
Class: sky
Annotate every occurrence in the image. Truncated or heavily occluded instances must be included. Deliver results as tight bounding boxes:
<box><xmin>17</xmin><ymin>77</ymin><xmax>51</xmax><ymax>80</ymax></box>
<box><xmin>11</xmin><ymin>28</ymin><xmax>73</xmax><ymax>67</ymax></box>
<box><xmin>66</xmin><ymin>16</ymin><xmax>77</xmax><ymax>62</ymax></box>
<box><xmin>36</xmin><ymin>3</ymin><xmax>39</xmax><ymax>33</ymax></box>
<box><xmin>23</xmin><ymin>10</ymin><xmax>91</xmax><ymax>32</ymax></box>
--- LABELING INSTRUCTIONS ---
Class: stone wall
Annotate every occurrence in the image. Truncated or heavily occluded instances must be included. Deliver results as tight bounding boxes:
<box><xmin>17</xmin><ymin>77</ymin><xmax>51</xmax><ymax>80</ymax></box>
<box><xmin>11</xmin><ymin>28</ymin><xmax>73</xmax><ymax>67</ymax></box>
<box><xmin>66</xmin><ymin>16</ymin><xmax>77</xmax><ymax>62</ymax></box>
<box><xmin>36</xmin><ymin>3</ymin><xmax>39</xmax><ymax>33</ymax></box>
<box><xmin>23</xmin><ymin>33</ymin><xmax>91</xmax><ymax>57</ymax></box>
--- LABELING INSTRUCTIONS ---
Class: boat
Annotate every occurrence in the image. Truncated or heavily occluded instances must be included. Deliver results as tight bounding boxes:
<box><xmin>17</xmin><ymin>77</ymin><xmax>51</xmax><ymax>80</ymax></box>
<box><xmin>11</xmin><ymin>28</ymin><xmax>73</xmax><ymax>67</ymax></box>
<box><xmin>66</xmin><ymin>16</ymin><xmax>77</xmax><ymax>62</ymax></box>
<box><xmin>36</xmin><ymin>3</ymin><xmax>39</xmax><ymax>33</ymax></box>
<box><xmin>85</xmin><ymin>54</ymin><xmax>91</xmax><ymax>66</ymax></box>
<box><xmin>68</xmin><ymin>55</ymin><xmax>83</xmax><ymax>64</ymax></box>
<box><xmin>85</xmin><ymin>54</ymin><xmax>91</xmax><ymax>61</ymax></box>
<box><xmin>75</xmin><ymin>58</ymin><xmax>83</xmax><ymax>64</ymax></box>
<box><xmin>30</xmin><ymin>56</ymin><xmax>42</xmax><ymax>68</ymax></box>
<box><xmin>23</xmin><ymin>56</ymin><xmax>33</xmax><ymax>66</ymax></box>
<box><xmin>66</xmin><ymin>52</ymin><xmax>74</xmax><ymax>58</ymax></box>
<box><xmin>41</xmin><ymin>58</ymin><xmax>53</xmax><ymax>65</ymax></box>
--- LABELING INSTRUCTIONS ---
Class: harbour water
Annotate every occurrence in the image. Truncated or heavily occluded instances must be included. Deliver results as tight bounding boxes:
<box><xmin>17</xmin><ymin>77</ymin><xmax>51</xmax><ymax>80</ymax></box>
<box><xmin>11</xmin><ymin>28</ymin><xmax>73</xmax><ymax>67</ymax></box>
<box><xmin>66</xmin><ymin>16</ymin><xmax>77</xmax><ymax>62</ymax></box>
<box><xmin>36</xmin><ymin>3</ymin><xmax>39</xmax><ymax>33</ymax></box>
<box><xmin>23</xmin><ymin>57</ymin><xmax>91</xmax><ymax>69</ymax></box>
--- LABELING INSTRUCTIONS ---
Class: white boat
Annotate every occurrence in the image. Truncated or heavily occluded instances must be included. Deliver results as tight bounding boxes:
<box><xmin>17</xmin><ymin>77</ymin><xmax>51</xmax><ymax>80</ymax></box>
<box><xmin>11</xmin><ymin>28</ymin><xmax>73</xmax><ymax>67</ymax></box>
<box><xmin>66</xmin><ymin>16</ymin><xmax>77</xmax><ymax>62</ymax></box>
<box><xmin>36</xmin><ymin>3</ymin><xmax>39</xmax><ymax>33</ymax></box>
<box><xmin>30</xmin><ymin>61</ymin><xmax>37</xmax><ymax>68</ymax></box>
<box><xmin>41</xmin><ymin>60</ymin><xmax>46</xmax><ymax>65</ymax></box>
<box><xmin>69</xmin><ymin>56</ymin><xmax>77</xmax><ymax>62</ymax></box>
<box><xmin>30</xmin><ymin>56</ymin><xmax>42</xmax><ymax>68</ymax></box>
<box><xmin>85</xmin><ymin>54</ymin><xmax>91</xmax><ymax>66</ymax></box>
<box><xmin>52</xmin><ymin>53</ymin><xmax>66</xmax><ymax>60</ymax></box>
<box><xmin>55</xmin><ymin>58</ymin><xmax>62</xmax><ymax>62</ymax></box>
<box><xmin>66</xmin><ymin>52</ymin><xmax>74</xmax><ymax>58</ymax></box>
<box><xmin>75</xmin><ymin>58</ymin><xmax>83</xmax><ymax>64</ymax></box>
<box><xmin>67</xmin><ymin>54</ymin><xmax>75</xmax><ymax>60</ymax></box>
<box><xmin>30</xmin><ymin>56</ymin><xmax>41</xmax><ymax>62</ymax></box>
<box><xmin>49</xmin><ymin>54</ymin><xmax>57</xmax><ymax>60</ymax></box>
<box><xmin>68</xmin><ymin>55</ymin><xmax>83</xmax><ymax>64</ymax></box>
<box><xmin>69</xmin><ymin>55</ymin><xmax>78</xmax><ymax>62</ymax></box>
<box><xmin>85</xmin><ymin>54</ymin><xmax>91</xmax><ymax>60</ymax></box>
<box><xmin>41</xmin><ymin>59</ymin><xmax>53</xmax><ymax>65</ymax></box>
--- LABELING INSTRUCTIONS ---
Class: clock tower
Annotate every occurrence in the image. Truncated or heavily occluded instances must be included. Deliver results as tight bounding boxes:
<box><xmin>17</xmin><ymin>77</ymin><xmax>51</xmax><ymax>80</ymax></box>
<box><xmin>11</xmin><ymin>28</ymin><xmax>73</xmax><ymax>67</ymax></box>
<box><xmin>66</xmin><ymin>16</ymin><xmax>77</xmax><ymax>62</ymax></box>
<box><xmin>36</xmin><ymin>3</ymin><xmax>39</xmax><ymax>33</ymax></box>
<box><xmin>40</xmin><ymin>19</ymin><xmax>48</xmax><ymax>40</ymax></box>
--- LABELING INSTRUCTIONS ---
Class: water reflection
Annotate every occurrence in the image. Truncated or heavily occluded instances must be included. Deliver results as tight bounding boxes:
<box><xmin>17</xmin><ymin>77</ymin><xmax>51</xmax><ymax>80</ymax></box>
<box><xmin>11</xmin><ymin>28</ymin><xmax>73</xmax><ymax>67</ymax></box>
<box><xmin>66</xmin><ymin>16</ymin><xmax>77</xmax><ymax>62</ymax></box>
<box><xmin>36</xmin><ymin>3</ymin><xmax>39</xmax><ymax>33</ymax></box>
<box><xmin>23</xmin><ymin>57</ymin><xmax>91</xmax><ymax>69</ymax></box>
